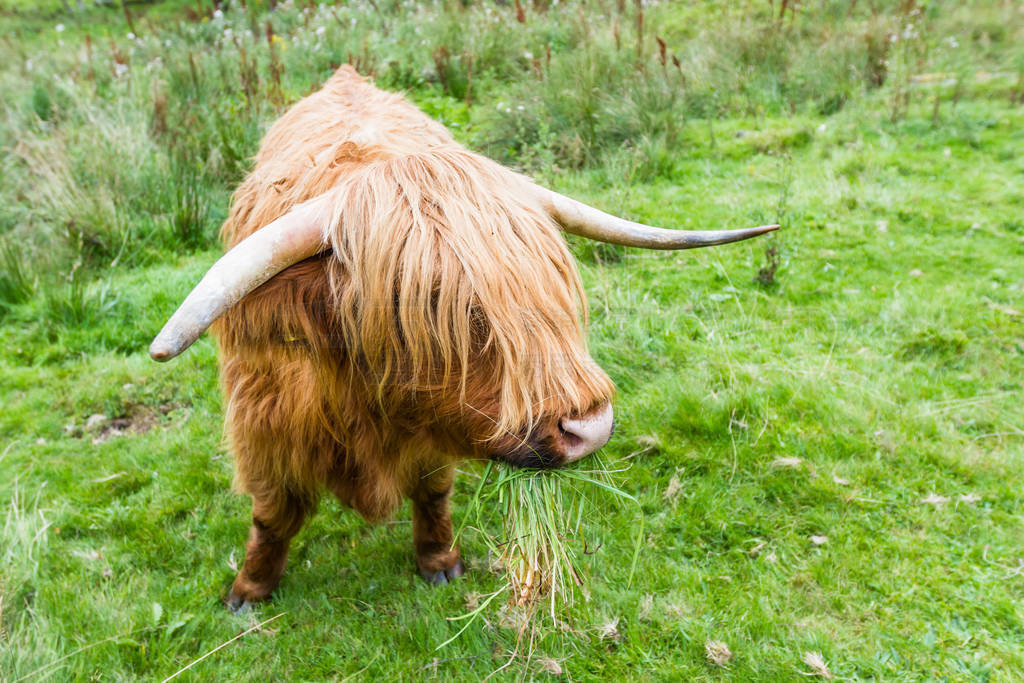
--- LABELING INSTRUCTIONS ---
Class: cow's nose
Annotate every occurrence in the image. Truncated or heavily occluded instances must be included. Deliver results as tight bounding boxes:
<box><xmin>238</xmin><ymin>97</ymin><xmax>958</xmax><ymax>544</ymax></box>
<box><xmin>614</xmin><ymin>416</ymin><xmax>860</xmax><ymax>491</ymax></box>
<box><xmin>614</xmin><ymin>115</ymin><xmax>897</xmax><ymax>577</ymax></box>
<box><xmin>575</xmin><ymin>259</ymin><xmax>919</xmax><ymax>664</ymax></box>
<box><xmin>559</xmin><ymin>402</ymin><xmax>614</xmax><ymax>462</ymax></box>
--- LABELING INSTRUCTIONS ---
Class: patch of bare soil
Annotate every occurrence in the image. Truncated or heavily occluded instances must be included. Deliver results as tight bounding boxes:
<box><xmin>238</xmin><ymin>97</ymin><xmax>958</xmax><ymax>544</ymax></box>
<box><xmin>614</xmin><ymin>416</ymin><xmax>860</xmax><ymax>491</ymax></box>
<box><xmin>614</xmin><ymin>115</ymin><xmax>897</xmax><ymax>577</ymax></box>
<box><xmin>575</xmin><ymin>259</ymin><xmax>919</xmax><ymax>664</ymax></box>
<box><xmin>66</xmin><ymin>402</ymin><xmax>179</xmax><ymax>444</ymax></box>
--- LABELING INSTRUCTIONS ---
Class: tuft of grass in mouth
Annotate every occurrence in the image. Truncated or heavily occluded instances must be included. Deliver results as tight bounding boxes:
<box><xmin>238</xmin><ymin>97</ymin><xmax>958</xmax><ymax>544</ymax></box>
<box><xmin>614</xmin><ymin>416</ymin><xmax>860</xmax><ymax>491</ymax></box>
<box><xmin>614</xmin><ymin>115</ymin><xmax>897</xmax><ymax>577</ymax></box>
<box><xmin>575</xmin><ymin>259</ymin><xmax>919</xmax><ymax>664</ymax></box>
<box><xmin>445</xmin><ymin>455</ymin><xmax>641</xmax><ymax>648</ymax></box>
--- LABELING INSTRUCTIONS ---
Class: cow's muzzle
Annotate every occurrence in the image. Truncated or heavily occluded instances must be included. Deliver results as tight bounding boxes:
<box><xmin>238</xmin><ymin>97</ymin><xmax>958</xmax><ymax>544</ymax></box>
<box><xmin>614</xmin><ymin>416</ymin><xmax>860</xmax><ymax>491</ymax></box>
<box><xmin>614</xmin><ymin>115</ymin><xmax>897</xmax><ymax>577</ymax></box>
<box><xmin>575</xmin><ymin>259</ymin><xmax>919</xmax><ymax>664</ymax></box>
<box><xmin>499</xmin><ymin>402</ymin><xmax>614</xmax><ymax>469</ymax></box>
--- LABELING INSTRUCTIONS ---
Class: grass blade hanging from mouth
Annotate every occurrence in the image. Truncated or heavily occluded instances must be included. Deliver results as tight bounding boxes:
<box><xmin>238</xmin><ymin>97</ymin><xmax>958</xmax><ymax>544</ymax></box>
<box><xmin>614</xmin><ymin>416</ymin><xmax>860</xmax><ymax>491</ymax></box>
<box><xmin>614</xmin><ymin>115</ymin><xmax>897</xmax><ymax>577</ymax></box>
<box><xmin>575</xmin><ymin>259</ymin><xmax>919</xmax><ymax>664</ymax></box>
<box><xmin>450</xmin><ymin>453</ymin><xmax>642</xmax><ymax>640</ymax></box>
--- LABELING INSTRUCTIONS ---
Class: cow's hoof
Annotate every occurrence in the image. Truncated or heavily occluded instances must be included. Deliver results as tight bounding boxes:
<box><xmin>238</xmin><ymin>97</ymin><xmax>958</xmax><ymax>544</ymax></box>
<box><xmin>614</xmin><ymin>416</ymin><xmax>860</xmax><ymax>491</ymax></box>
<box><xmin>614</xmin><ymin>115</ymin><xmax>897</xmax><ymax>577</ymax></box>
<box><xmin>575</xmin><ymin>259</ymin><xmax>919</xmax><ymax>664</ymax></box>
<box><xmin>224</xmin><ymin>591</ymin><xmax>254</xmax><ymax>614</ymax></box>
<box><xmin>420</xmin><ymin>559</ymin><xmax>465</xmax><ymax>586</ymax></box>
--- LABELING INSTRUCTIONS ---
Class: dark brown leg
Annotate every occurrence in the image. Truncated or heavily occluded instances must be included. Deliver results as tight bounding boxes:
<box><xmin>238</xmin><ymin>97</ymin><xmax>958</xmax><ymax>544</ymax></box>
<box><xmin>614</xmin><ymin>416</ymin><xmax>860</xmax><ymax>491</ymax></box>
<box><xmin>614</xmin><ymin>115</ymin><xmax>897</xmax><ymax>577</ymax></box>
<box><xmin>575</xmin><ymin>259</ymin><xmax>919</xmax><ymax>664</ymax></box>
<box><xmin>226</xmin><ymin>488</ymin><xmax>311</xmax><ymax>611</ymax></box>
<box><xmin>410</xmin><ymin>466</ymin><xmax>464</xmax><ymax>585</ymax></box>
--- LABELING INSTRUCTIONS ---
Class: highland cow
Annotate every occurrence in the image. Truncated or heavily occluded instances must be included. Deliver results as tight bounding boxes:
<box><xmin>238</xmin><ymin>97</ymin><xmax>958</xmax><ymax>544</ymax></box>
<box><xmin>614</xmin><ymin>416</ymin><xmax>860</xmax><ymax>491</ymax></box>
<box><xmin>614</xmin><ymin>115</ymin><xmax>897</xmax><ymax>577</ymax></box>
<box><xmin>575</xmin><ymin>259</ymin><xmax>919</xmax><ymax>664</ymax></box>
<box><xmin>150</xmin><ymin>66</ymin><xmax>775</xmax><ymax>610</ymax></box>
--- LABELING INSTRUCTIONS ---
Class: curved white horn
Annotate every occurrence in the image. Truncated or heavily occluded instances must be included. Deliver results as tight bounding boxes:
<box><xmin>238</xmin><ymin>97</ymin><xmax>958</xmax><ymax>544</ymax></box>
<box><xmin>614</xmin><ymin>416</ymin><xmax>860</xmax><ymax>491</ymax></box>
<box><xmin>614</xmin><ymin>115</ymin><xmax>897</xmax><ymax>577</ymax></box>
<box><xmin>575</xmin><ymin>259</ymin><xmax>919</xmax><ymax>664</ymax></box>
<box><xmin>536</xmin><ymin>186</ymin><xmax>779</xmax><ymax>249</ymax></box>
<box><xmin>149</xmin><ymin>195</ymin><xmax>331</xmax><ymax>361</ymax></box>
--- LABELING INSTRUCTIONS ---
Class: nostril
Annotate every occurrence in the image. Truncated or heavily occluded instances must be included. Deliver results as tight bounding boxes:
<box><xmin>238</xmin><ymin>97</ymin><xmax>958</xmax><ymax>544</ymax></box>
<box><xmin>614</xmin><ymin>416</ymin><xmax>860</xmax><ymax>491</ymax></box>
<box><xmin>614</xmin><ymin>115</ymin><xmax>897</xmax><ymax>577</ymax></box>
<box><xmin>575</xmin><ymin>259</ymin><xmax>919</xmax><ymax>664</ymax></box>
<box><xmin>558</xmin><ymin>402</ymin><xmax>614</xmax><ymax>462</ymax></box>
<box><xmin>558</xmin><ymin>419</ymin><xmax>584</xmax><ymax>448</ymax></box>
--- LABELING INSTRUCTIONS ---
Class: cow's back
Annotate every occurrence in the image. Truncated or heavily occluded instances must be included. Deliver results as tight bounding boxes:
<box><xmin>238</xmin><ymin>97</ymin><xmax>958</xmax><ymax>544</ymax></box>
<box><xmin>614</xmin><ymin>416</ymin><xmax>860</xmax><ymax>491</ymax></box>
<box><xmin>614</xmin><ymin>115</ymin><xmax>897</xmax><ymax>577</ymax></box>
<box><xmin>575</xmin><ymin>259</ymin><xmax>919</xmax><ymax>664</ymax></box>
<box><xmin>223</xmin><ymin>65</ymin><xmax>456</xmax><ymax>248</ymax></box>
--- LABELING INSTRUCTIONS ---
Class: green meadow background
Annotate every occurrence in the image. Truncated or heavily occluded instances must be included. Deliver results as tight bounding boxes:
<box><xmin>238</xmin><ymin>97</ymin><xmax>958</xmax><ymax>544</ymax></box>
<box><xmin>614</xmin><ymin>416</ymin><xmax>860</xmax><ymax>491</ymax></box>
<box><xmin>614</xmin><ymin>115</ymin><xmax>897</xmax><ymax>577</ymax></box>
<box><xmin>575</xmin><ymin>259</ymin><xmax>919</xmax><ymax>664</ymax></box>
<box><xmin>1</xmin><ymin>0</ymin><xmax>1022</xmax><ymax>679</ymax></box>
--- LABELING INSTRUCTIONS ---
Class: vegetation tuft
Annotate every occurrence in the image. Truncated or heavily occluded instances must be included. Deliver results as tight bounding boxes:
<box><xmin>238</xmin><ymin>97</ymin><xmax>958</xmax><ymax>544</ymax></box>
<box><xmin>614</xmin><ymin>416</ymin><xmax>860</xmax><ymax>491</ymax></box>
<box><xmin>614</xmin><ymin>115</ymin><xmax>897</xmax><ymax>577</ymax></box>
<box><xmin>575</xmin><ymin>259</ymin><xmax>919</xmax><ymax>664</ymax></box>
<box><xmin>452</xmin><ymin>457</ymin><xmax>641</xmax><ymax>640</ymax></box>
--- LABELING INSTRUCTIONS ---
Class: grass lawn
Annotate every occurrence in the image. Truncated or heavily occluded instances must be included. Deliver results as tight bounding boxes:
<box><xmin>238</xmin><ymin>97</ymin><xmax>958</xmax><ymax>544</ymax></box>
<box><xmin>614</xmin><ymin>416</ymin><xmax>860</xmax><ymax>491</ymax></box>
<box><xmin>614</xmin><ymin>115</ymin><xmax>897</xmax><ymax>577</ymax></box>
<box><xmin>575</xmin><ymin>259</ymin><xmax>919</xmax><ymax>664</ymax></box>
<box><xmin>1</xmin><ymin>0</ymin><xmax>1022</xmax><ymax>679</ymax></box>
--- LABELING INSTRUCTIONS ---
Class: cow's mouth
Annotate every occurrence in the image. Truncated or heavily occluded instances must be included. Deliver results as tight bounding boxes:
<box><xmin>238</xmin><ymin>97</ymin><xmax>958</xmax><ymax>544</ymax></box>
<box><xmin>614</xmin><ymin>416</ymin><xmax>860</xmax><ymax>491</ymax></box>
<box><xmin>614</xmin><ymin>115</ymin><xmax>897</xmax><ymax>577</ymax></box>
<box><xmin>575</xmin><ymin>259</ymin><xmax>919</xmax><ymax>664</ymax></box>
<box><xmin>497</xmin><ymin>439</ymin><xmax>562</xmax><ymax>469</ymax></box>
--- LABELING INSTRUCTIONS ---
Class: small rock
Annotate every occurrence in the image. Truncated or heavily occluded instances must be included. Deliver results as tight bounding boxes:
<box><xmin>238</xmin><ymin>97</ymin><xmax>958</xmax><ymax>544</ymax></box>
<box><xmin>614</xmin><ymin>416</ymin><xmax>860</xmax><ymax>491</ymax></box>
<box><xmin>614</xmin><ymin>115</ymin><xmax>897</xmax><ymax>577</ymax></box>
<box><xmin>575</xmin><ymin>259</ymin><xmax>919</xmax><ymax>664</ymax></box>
<box><xmin>85</xmin><ymin>414</ymin><xmax>107</xmax><ymax>430</ymax></box>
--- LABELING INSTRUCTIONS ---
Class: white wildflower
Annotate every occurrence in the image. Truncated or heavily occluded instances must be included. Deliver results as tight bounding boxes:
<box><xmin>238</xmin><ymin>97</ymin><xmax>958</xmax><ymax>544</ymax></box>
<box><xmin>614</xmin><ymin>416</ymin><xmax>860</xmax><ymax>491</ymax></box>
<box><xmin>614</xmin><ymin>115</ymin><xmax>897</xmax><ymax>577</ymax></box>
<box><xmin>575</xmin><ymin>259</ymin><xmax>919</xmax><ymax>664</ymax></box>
<box><xmin>638</xmin><ymin>594</ymin><xmax>654</xmax><ymax>619</ymax></box>
<box><xmin>599</xmin><ymin>617</ymin><xmax>621</xmax><ymax>641</ymax></box>
<box><xmin>663</xmin><ymin>474</ymin><xmax>683</xmax><ymax>503</ymax></box>
<box><xmin>55</xmin><ymin>23</ymin><xmax>66</xmax><ymax>33</ymax></box>
<box><xmin>801</xmin><ymin>651</ymin><xmax>834</xmax><ymax>679</ymax></box>
<box><xmin>705</xmin><ymin>640</ymin><xmax>732</xmax><ymax>667</ymax></box>
<box><xmin>537</xmin><ymin>658</ymin><xmax>563</xmax><ymax>675</ymax></box>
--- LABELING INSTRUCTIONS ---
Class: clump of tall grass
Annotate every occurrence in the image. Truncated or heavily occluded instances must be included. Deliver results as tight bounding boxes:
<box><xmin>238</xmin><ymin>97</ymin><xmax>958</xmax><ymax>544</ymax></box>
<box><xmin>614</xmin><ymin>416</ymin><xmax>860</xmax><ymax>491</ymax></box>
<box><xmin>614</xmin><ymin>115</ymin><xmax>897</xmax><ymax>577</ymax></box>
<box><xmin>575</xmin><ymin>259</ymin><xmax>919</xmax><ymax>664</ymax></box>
<box><xmin>0</xmin><ymin>241</ymin><xmax>36</xmax><ymax>316</ymax></box>
<box><xmin>0</xmin><ymin>480</ymin><xmax>56</xmax><ymax>676</ymax></box>
<box><xmin>2</xmin><ymin>0</ymin><xmax>1020</xmax><ymax>291</ymax></box>
<box><xmin>444</xmin><ymin>455</ymin><xmax>640</xmax><ymax>648</ymax></box>
<box><xmin>167</xmin><ymin>159</ymin><xmax>211</xmax><ymax>251</ymax></box>
<box><xmin>42</xmin><ymin>274</ymin><xmax>117</xmax><ymax>330</ymax></box>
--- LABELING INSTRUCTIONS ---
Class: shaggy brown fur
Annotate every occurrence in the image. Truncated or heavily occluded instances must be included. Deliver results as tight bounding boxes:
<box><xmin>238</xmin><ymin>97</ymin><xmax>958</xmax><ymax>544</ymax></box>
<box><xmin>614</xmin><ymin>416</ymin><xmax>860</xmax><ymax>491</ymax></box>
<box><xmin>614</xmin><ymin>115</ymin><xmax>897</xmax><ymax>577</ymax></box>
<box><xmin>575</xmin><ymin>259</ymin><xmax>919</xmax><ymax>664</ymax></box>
<box><xmin>212</xmin><ymin>66</ymin><xmax>614</xmax><ymax>605</ymax></box>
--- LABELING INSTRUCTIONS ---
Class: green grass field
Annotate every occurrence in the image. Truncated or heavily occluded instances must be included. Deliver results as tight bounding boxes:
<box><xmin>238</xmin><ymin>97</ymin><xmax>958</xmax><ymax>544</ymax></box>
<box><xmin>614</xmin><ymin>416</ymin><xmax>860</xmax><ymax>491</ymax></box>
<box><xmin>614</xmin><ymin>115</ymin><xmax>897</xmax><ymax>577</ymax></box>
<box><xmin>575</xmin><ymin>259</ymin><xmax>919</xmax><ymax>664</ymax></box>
<box><xmin>1</xmin><ymin>0</ymin><xmax>1023</xmax><ymax>679</ymax></box>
